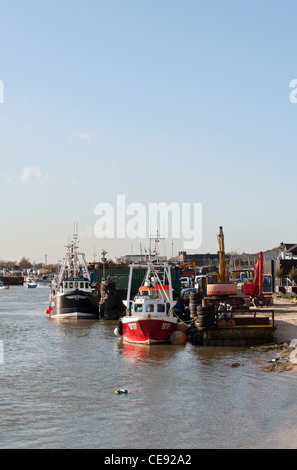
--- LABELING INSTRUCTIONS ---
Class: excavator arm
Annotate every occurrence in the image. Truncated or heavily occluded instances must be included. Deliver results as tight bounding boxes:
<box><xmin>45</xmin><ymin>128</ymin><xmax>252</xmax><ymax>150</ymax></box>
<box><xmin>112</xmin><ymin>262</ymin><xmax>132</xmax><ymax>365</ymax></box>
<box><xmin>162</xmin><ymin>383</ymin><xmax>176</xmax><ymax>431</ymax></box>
<box><xmin>217</xmin><ymin>226</ymin><xmax>228</xmax><ymax>283</ymax></box>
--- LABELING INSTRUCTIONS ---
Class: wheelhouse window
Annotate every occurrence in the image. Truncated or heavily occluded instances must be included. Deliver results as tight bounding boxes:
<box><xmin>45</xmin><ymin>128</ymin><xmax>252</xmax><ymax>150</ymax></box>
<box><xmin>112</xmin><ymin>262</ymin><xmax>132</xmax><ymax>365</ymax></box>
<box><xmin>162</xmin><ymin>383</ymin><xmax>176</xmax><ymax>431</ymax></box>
<box><xmin>64</xmin><ymin>282</ymin><xmax>68</xmax><ymax>288</ymax></box>
<box><xmin>134</xmin><ymin>304</ymin><xmax>143</xmax><ymax>312</ymax></box>
<box><xmin>157</xmin><ymin>304</ymin><xmax>165</xmax><ymax>312</ymax></box>
<box><xmin>69</xmin><ymin>282</ymin><xmax>73</xmax><ymax>289</ymax></box>
<box><xmin>145</xmin><ymin>304</ymin><xmax>154</xmax><ymax>312</ymax></box>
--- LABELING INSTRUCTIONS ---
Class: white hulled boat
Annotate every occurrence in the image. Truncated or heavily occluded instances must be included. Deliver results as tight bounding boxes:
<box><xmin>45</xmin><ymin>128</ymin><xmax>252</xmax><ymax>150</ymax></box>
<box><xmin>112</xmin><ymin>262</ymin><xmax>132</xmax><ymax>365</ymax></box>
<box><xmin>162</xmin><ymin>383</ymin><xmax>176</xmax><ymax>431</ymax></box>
<box><xmin>24</xmin><ymin>277</ymin><xmax>37</xmax><ymax>288</ymax></box>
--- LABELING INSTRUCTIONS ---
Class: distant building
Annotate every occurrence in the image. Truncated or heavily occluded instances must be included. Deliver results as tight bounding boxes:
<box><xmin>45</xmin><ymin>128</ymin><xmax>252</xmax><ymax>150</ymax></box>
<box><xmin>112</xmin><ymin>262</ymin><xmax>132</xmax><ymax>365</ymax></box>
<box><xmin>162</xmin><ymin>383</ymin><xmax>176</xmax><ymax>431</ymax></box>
<box><xmin>178</xmin><ymin>251</ymin><xmax>220</xmax><ymax>266</ymax></box>
<box><xmin>279</xmin><ymin>243</ymin><xmax>297</xmax><ymax>259</ymax></box>
<box><xmin>264</xmin><ymin>242</ymin><xmax>297</xmax><ymax>294</ymax></box>
<box><xmin>263</xmin><ymin>251</ymin><xmax>279</xmax><ymax>261</ymax></box>
<box><xmin>117</xmin><ymin>254</ymin><xmax>167</xmax><ymax>264</ymax></box>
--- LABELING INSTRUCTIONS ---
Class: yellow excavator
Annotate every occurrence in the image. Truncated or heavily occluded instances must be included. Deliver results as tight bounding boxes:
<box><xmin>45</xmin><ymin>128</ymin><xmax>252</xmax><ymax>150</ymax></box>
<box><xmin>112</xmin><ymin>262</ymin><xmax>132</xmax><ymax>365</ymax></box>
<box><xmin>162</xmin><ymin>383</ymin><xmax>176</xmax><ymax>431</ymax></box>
<box><xmin>204</xmin><ymin>226</ymin><xmax>245</xmax><ymax>308</ymax></box>
<box><xmin>196</xmin><ymin>226</ymin><xmax>233</xmax><ymax>290</ymax></box>
<box><xmin>203</xmin><ymin>226</ymin><xmax>227</xmax><ymax>286</ymax></box>
<box><xmin>217</xmin><ymin>226</ymin><xmax>228</xmax><ymax>283</ymax></box>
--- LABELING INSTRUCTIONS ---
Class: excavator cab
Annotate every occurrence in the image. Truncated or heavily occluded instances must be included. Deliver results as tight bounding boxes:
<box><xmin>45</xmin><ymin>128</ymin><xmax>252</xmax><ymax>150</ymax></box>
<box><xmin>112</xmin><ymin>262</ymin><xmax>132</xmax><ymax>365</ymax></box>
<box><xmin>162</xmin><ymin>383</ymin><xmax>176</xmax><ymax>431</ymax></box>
<box><xmin>263</xmin><ymin>274</ymin><xmax>273</xmax><ymax>294</ymax></box>
<box><xmin>242</xmin><ymin>253</ymin><xmax>273</xmax><ymax>306</ymax></box>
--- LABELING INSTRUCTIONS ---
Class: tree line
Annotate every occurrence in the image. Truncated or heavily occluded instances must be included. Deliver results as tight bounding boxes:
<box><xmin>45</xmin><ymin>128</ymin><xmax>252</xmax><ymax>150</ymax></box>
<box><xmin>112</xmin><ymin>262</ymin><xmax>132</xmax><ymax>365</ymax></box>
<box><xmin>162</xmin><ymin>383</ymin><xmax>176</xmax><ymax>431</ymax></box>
<box><xmin>0</xmin><ymin>257</ymin><xmax>59</xmax><ymax>271</ymax></box>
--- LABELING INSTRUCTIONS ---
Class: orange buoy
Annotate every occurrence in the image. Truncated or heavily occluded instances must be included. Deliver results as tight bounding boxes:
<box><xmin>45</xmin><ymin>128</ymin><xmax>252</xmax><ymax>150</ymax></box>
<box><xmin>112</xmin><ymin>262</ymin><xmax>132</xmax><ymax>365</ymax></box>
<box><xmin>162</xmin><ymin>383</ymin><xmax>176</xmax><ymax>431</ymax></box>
<box><xmin>176</xmin><ymin>323</ymin><xmax>188</xmax><ymax>335</ymax></box>
<box><xmin>170</xmin><ymin>331</ymin><xmax>187</xmax><ymax>345</ymax></box>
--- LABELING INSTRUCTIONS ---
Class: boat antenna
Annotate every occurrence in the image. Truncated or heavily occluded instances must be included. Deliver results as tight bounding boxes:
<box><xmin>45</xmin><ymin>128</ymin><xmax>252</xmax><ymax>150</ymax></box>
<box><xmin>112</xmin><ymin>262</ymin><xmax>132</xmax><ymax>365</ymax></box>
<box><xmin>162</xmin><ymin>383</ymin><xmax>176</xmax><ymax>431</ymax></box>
<box><xmin>73</xmin><ymin>221</ymin><xmax>78</xmax><ymax>241</ymax></box>
<box><xmin>101</xmin><ymin>249</ymin><xmax>108</xmax><ymax>278</ymax></box>
<box><xmin>93</xmin><ymin>246</ymin><xmax>97</xmax><ymax>263</ymax></box>
<box><xmin>149</xmin><ymin>230</ymin><xmax>165</xmax><ymax>261</ymax></box>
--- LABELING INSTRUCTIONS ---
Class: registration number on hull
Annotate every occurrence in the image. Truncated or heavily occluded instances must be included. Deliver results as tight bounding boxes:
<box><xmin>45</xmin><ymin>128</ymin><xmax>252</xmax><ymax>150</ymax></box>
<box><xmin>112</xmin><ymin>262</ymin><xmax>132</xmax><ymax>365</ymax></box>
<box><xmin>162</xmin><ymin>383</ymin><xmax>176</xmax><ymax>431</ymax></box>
<box><xmin>128</xmin><ymin>322</ymin><xmax>171</xmax><ymax>330</ymax></box>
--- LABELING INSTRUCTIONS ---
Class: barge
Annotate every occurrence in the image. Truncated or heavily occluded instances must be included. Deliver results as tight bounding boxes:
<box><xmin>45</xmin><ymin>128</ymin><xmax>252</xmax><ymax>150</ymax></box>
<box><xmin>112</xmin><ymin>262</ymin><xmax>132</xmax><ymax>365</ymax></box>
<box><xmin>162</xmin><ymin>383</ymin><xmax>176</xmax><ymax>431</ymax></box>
<box><xmin>0</xmin><ymin>276</ymin><xmax>24</xmax><ymax>285</ymax></box>
<box><xmin>188</xmin><ymin>307</ymin><xmax>275</xmax><ymax>346</ymax></box>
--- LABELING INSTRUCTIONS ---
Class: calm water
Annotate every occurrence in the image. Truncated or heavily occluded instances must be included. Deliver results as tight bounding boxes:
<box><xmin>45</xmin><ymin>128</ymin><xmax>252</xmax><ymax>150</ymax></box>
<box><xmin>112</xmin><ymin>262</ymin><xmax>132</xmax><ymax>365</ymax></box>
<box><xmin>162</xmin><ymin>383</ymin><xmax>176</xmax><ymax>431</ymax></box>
<box><xmin>1</xmin><ymin>286</ymin><xmax>297</xmax><ymax>449</ymax></box>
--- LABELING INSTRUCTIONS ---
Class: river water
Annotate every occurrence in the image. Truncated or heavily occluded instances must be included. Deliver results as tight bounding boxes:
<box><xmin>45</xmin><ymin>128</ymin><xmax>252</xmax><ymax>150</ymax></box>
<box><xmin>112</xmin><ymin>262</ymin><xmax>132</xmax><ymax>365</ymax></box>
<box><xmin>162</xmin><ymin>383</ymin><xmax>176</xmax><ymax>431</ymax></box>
<box><xmin>0</xmin><ymin>285</ymin><xmax>297</xmax><ymax>450</ymax></box>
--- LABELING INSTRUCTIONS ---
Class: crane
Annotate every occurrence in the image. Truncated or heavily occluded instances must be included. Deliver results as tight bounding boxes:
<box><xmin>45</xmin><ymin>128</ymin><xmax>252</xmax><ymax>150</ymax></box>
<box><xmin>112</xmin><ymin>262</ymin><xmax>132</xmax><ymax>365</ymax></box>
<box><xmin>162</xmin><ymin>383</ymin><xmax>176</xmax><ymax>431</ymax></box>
<box><xmin>217</xmin><ymin>226</ymin><xmax>228</xmax><ymax>283</ymax></box>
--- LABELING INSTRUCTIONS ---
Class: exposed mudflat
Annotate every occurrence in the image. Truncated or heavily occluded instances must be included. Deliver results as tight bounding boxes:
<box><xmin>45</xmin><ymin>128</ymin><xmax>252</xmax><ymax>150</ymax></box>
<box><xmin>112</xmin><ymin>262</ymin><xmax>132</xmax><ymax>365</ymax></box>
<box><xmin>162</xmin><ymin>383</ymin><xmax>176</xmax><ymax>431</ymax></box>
<box><xmin>253</xmin><ymin>297</ymin><xmax>297</xmax><ymax>372</ymax></box>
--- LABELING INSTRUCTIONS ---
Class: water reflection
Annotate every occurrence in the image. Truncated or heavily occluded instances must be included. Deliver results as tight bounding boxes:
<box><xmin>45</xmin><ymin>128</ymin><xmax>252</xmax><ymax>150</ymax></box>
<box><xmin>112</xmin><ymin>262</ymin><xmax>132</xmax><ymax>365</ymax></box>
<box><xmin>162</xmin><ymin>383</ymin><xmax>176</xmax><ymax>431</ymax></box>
<box><xmin>46</xmin><ymin>318</ymin><xmax>99</xmax><ymax>339</ymax></box>
<box><xmin>117</xmin><ymin>339</ymin><xmax>185</xmax><ymax>365</ymax></box>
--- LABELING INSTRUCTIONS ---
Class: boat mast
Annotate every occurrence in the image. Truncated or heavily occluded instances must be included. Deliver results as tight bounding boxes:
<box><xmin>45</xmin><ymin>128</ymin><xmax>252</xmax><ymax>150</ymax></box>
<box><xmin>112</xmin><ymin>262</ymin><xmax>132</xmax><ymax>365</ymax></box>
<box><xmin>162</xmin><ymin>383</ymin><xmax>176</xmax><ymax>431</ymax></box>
<box><xmin>126</xmin><ymin>264</ymin><xmax>134</xmax><ymax>314</ymax></box>
<box><xmin>57</xmin><ymin>222</ymin><xmax>91</xmax><ymax>284</ymax></box>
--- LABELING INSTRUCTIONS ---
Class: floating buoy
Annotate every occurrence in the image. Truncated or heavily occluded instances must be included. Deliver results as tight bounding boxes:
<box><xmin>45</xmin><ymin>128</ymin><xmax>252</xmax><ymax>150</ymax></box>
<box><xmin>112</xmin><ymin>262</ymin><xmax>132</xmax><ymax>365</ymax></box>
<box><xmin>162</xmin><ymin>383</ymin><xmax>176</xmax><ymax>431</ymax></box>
<box><xmin>114</xmin><ymin>327</ymin><xmax>121</xmax><ymax>337</ymax></box>
<box><xmin>115</xmin><ymin>389</ymin><xmax>128</xmax><ymax>394</ymax></box>
<box><xmin>176</xmin><ymin>323</ymin><xmax>188</xmax><ymax>335</ymax></box>
<box><xmin>170</xmin><ymin>331</ymin><xmax>187</xmax><ymax>345</ymax></box>
<box><xmin>45</xmin><ymin>307</ymin><xmax>52</xmax><ymax>314</ymax></box>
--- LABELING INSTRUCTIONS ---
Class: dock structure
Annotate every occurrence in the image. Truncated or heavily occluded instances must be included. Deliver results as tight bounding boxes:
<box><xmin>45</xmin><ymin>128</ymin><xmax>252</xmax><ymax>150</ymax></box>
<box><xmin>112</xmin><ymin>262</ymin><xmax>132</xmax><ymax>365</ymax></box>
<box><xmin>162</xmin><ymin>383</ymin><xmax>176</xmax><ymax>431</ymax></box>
<box><xmin>192</xmin><ymin>308</ymin><xmax>275</xmax><ymax>346</ymax></box>
<box><xmin>1</xmin><ymin>276</ymin><xmax>24</xmax><ymax>285</ymax></box>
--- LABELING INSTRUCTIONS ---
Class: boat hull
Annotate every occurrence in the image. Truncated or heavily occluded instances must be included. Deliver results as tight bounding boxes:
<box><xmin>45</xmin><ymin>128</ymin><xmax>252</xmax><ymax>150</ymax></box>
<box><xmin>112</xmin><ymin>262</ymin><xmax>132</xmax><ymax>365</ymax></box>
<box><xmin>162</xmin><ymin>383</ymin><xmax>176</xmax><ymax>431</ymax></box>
<box><xmin>122</xmin><ymin>316</ymin><xmax>178</xmax><ymax>344</ymax></box>
<box><xmin>50</xmin><ymin>290</ymin><xmax>99</xmax><ymax>319</ymax></box>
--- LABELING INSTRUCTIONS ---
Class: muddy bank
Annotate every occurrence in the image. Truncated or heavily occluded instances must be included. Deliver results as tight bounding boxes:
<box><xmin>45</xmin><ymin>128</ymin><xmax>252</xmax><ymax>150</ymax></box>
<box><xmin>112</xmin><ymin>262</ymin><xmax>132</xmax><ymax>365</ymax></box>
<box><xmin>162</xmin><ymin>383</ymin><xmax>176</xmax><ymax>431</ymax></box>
<box><xmin>273</xmin><ymin>297</ymin><xmax>297</xmax><ymax>343</ymax></box>
<box><xmin>252</xmin><ymin>343</ymin><xmax>297</xmax><ymax>372</ymax></box>
<box><xmin>252</xmin><ymin>297</ymin><xmax>297</xmax><ymax>372</ymax></box>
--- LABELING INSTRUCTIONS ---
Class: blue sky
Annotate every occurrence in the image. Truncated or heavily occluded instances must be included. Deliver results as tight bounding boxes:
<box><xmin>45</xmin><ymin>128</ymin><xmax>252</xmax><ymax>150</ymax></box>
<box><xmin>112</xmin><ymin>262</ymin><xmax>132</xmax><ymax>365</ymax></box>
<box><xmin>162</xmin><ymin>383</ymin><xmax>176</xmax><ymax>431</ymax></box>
<box><xmin>1</xmin><ymin>0</ymin><xmax>297</xmax><ymax>263</ymax></box>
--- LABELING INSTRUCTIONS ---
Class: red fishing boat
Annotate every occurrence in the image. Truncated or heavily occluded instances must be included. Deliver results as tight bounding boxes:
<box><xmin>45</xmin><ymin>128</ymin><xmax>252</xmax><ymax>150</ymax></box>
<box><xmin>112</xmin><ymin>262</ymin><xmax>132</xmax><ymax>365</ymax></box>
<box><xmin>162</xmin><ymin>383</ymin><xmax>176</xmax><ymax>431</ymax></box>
<box><xmin>118</xmin><ymin>260</ymin><xmax>178</xmax><ymax>344</ymax></box>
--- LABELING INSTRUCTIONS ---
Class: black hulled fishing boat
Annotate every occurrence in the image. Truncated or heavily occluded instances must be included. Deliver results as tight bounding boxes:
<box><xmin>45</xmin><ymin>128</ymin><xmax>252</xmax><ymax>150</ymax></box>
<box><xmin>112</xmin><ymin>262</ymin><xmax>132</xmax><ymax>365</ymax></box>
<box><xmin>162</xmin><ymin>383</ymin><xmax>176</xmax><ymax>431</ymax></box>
<box><xmin>46</xmin><ymin>232</ymin><xmax>99</xmax><ymax>319</ymax></box>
